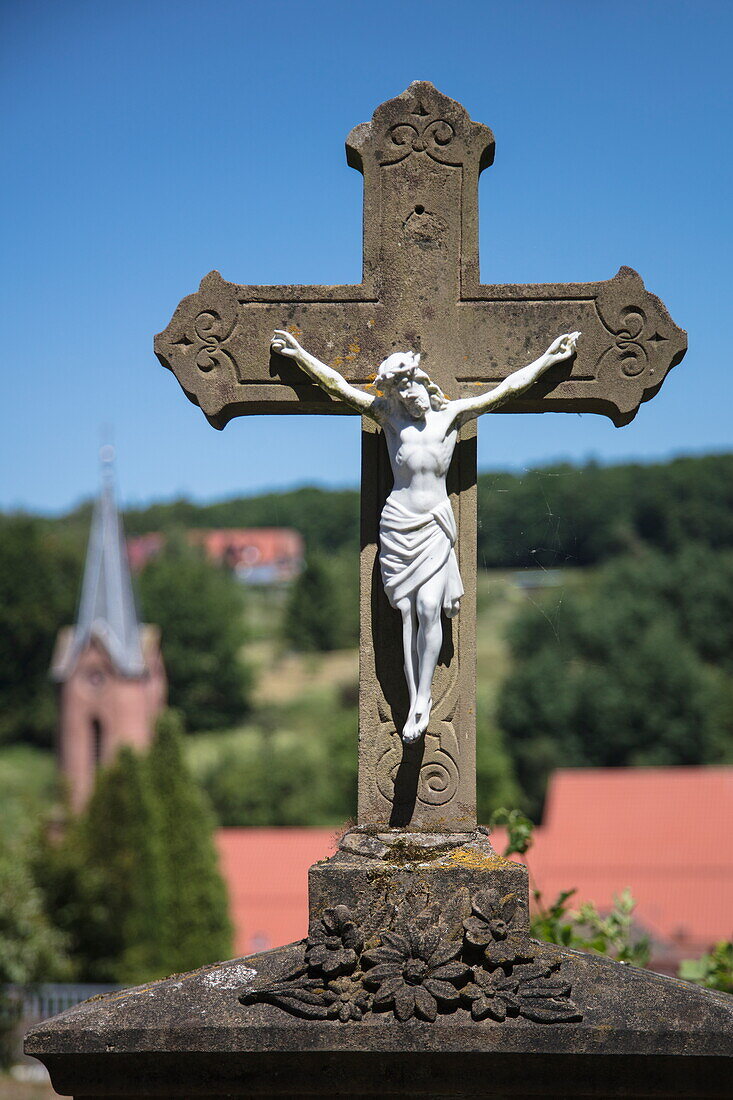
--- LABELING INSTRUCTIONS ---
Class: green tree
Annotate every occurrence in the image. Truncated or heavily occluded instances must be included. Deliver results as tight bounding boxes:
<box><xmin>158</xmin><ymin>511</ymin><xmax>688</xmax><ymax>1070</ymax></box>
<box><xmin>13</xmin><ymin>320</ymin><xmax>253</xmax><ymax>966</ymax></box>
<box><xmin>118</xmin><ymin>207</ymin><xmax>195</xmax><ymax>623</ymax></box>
<box><xmin>148</xmin><ymin>710</ymin><xmax>232</xmax><ymax>972</ymax></box>
<box><xmin>0</xmin><ymin>821</ymin><xmax>71</xmax><ymax>1066</ymax></box>
<box><xmin>198</xmin><ymin>691</ymin><xmax>358</xmax><ymax>827</ymax></box>
<box><xmin>40</xmin><ymin>721</ymin><xmax>233</xmax><ymax>983</ymax></box>
<box><xmin>139</xmin><ymin>540</ymin><xmax>251</xmax><ymax>731</ymax></box>
<box><xmin>498</xmin><ymin>550</ymin><xmax>731</xmax><ymax>818</ymax></box>
<box><xmin>283</xmin><ymin>554</ymin><xmax>346</xmax><ymax>652</ymax></box>
<box><xmin>476</xmin><ymin>454</ymin><xmax>733</xmax><ymax>568</ymax></box>
<box><xmin>40</xmin><ymin>747</ymin><xmax>168</xmax><ymax>983</ymax></box>
<box><xmin>0</xmin><ymin>824</ymin><xmax>70</xmax><ymax>986</ymax></box>
<box><xmin>82</xmin><ymin>747</ymin><xmax>168</xmax><ymax>982</ymax></box>
<box><xmin>475</xmin><ymin>713</ymin><xmax>521</xmax><ymax>824</ymax></box>
<box><xmin>0</xmin><ymin>517</ymin><xmax>82</xmax><ymax>747</ymax></box>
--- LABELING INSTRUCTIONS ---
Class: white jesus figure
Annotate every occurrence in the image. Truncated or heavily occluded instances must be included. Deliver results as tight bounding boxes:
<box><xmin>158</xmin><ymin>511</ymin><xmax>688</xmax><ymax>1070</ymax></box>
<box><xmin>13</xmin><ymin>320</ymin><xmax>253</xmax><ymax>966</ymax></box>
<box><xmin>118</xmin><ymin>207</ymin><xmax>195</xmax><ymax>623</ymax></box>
<box><xmin>271</xmin><ymin>329</ymin><xmax>580</xmax><ymax>743</ymax></box>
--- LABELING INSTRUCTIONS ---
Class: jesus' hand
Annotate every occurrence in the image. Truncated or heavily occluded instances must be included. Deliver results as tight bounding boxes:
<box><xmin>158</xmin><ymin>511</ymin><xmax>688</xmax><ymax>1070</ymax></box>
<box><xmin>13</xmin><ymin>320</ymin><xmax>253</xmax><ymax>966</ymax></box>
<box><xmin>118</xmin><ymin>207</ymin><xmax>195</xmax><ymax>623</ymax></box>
<box><xmin>271</xmin><ymin>330</ymin><xmax>304</xmax><ymax>359</ymax></box>
<box><xmin>544</xmin><ymin>331</ymin><xmax>581</xmax><ymax>365</ymax></box>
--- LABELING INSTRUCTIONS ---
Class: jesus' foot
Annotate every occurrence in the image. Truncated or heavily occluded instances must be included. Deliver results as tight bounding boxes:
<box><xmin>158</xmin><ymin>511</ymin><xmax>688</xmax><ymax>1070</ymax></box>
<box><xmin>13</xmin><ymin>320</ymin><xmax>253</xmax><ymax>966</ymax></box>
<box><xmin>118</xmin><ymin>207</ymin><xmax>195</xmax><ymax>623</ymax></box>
<box><xmin>413</xmin><ymin>695</ymin><xmax>432</xmax><ymax>739</ymax></box>
<box><xmin>401</xmin><ymin>698</ymin><xmax>432</xmax><ymax>744</ymax></box>
<box><xmin>402</xmin><ymin>714</ymin><xmax>421</xmax><ymax>744</ymax></box>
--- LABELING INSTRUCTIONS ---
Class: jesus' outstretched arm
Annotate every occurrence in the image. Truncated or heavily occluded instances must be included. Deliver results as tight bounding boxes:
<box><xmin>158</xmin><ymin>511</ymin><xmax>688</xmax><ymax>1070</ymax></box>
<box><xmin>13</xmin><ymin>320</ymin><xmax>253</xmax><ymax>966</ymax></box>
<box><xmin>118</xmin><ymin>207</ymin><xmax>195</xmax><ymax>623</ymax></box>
<box><xmin>449</xmin><ymin>332</ymin><xmax>581</xmax><ymax>424</ymax></box>
<box><xmin>271</xmin><ymin>330</ymin><xmax>376</xmax><ymax>417</ymax></box>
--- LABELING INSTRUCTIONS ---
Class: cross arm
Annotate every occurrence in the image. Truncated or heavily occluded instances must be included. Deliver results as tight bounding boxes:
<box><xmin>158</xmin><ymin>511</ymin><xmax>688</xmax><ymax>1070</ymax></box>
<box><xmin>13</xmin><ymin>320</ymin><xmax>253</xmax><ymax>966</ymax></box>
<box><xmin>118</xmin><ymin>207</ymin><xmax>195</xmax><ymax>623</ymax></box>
<box><xmin>154</xmin><ymin>271</ymin><xmax>384</xmax><ymax>429</ymax></box>
<box><xmin>457</xmin><ymin>267</ymin><xmax>687</xmax><ymax>427</ymax></box>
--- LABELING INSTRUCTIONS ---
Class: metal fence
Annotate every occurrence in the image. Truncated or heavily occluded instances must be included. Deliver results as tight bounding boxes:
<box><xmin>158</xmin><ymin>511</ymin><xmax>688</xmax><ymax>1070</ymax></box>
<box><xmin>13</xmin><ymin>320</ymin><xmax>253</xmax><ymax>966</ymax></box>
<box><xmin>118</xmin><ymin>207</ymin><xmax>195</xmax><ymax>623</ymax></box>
<box><xmin>2</xmin><ymin>982</ymin><xmax>120</xmax><ymax>1065</ymax></box>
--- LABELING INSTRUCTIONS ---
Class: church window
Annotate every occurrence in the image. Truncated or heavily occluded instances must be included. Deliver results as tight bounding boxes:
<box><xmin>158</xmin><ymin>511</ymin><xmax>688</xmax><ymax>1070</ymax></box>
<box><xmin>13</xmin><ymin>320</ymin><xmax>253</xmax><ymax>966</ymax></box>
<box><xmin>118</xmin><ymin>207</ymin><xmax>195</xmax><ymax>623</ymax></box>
<box><xmin>91</xmin><ymin>718</ymin><xmax>104</xmax><ymax>768</ymax></box>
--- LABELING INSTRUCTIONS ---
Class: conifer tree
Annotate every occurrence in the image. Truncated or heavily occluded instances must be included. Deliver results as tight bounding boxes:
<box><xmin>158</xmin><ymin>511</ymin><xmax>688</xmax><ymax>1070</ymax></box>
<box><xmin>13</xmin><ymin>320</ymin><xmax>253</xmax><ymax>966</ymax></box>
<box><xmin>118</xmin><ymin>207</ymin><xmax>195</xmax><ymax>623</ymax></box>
<box><xmin>283</xmin><ymin>554</ymin><xmax>344</xmax><ymax>652</ymax></box>
<box><xmin>139</xmin><ymin>539</ymin><xmax>251</xmax><ymax>731</ymax></box>
<box><xmin>40</xmin><ymin>724</ymin><xmax>232</xmax><ymax>982</ymax></box>
<box><xmin>148</xmin><ymin>710</ymin><xmax>232</xmax><ymax>973</ymax></box>
<box><xmin>80</xmin><ymin>746</ymin><xmax>168</xmax><ymax>982</ymax></box>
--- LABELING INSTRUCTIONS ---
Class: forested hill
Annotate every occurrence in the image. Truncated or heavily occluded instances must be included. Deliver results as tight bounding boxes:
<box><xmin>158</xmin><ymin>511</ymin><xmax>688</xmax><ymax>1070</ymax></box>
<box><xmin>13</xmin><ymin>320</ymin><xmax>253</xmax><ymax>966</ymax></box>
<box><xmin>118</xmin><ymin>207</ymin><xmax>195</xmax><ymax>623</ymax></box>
<box><xmin>61</xmin><ymin>452</ymin><xmax>733</xmax><ymax>568</ymax></box>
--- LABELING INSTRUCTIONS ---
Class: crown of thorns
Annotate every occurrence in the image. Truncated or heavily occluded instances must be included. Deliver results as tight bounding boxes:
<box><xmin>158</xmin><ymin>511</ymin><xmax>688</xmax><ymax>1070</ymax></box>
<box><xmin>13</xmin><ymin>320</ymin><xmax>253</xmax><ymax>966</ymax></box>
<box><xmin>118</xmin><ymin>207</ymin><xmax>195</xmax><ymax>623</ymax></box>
<box><xmin>375</xmin><ymin>352</ymin><xmax>448</xmax><ymax>409</ymax></box>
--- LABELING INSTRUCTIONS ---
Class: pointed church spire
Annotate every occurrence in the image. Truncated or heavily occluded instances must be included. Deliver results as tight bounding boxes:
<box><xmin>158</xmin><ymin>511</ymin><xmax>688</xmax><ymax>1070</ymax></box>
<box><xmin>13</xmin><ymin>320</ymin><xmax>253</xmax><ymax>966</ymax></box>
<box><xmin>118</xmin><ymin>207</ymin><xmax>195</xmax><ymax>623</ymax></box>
<box><xmin>55</xmin><ymin>447</ymin><xmax>145</xmax><ymax>679</ymax></box>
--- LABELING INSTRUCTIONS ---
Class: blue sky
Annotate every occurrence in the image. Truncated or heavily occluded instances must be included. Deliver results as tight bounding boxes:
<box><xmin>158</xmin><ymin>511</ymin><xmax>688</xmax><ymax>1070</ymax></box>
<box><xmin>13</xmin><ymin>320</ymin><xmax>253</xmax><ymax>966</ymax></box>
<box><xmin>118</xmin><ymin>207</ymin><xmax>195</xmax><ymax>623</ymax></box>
<box><xmin>2</xmin><ymin>0</ymin><xmax>731</xmax><ymax>513</ymax></box>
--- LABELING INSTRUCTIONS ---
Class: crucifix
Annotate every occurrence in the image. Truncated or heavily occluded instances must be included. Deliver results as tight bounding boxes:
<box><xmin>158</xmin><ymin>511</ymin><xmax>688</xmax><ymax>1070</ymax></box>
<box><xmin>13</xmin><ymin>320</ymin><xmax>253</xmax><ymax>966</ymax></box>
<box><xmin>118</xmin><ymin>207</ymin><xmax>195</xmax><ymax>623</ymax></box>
<box><xmin>155</xmin><ymin>82</ymin><xmax>686</xmax><ymax>835</ymax></box>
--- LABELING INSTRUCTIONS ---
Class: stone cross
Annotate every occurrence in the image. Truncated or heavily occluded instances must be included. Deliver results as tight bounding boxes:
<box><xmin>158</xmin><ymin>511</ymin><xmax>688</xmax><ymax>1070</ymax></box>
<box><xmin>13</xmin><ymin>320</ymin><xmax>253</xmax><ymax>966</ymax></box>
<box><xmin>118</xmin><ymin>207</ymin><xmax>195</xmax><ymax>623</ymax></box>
<box><xmin>155</xmin><ymin>82</ymin><xmax>686</xmax><ymax>835</ymax></box>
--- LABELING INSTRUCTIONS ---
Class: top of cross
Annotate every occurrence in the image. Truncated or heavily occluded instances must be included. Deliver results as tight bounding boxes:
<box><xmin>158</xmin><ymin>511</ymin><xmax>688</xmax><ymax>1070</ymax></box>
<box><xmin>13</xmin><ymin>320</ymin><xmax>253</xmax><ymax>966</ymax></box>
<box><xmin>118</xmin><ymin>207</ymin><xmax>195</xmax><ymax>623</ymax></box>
<box><xmin>155</xmin><ymin>81</ymin><xmax>685</xmax><ymax>430</ymax></box>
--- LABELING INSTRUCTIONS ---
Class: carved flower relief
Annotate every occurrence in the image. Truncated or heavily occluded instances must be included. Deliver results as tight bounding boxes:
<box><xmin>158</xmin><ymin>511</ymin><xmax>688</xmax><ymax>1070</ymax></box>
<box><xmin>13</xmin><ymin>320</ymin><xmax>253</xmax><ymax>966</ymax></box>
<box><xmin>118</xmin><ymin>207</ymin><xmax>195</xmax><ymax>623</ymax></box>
<box><xmin>326</xmin><ymin>974</ymin><xmax>372</xmax><ymax>1022</ymax></box>
<box><xmin>362</xmin><ymin>927</ymin><xmax>469</xmax><ymax>1022</ymax></box>
<box><xmin>305</xmin><ymin>905</ymin><xmax>364</xmax><ymax>977</ymax></box>
<box><xmin>239</xmin><ymin>897</ymin><xmax>582</xmax><ymax>1025</ymax></box>
<box><xmin>460</xmin><ymin>966</ymin><xmax>521</xmax><ymax>1022</ymax></box>
<box><xmin>240</xmin><ymin>971</ymin><xmax>371</xmax><ymax>1022</ymax></box>
<box><xmin>461</xmin><ymin>959</ymin><xmax>581</xmax><ymax>1024</ymax></box>
<box><xmin>463</xmin><ymin>890</ymin><xmax>531</xmax><ymax>965</ymax></box>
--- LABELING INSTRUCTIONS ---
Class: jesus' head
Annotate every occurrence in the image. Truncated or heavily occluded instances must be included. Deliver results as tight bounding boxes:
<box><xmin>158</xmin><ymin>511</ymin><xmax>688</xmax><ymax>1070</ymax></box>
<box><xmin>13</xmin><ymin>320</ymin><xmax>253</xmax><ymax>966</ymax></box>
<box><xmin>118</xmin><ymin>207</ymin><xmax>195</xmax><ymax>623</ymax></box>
<box><xmin>375</xmin><ymin>352</ymin><xmax>448</xmax><ymax>419</ymax></box>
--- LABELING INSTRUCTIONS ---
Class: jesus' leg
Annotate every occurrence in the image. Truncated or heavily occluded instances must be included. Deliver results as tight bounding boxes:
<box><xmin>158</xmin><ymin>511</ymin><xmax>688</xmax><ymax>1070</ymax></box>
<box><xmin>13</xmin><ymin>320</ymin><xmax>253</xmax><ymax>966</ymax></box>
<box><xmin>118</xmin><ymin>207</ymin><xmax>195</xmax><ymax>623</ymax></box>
<box><xmin>405</xmin><ymin>571</ymin><xmax>445</xmax><ymax>742</ymax></box>
<box><xmin>396</xmin><ymin>596</ymin><xmax>419</xmax><ymax>736</ymax></box>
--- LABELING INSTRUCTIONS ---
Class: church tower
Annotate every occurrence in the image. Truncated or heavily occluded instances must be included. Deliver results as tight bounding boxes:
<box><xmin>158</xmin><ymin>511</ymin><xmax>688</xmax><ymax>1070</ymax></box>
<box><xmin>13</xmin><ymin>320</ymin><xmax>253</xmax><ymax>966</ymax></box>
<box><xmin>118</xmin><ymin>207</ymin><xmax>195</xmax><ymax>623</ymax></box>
<box><xmin>51</xmin><ymin>448</ymin><xmax>166</xmax><ymax>812</ymax></box>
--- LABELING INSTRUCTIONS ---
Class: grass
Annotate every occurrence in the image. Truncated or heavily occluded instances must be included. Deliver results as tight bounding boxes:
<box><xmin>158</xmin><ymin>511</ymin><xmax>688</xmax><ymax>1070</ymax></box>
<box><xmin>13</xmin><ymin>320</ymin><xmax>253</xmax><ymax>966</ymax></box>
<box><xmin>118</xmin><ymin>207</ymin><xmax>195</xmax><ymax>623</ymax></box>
<box><xmin>0</xmin><ymin>746</ymin><xmax>58</xmax><ymax>833</ymax></box>
<box><xmin>247</xmin><ymin>643</ymin><xmax>357</xmax><ymax>707</ymax></box>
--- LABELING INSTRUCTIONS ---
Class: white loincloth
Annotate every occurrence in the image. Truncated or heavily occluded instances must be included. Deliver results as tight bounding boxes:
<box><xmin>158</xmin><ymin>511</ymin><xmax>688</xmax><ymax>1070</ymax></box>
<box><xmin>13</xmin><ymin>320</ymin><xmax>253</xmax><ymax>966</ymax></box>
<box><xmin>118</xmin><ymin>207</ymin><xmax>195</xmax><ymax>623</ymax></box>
<box><xmin>379</xmin><ymin>497</ymin><xmax>463</xmax><ymax>617</ymax></box>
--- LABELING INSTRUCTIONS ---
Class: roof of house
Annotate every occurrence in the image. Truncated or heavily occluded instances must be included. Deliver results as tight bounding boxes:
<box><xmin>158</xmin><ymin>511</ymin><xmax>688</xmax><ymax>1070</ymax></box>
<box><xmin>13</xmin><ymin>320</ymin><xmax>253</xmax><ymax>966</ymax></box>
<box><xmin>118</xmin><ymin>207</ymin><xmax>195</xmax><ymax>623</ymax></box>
<box><xmin>523</xmin><ymin>766</ymin><xmax>733</xmax><ymax>951</ymax></box>
<box><xmin>216</xmin><ymin>828</ymin><xmax>337</xmax><ymax>956</ymax></box>
<box><xmin>52</xmin><ymin>451</ymin><xmax>145</xmax><ymax>681</ymax></box>
<box><xmin>191</xmin><ymin>528</ymin><xmax>303</xmax><ymax>562</ymax></box>
<box><xmin>126</xmin><ymin>528</ymin><xmax>304</xmax><ymax>574</ymax></box>
<box><xmin>215</xmin><ymin>767</ymin><xmax>733</xmax><ymax>961</ymax></box>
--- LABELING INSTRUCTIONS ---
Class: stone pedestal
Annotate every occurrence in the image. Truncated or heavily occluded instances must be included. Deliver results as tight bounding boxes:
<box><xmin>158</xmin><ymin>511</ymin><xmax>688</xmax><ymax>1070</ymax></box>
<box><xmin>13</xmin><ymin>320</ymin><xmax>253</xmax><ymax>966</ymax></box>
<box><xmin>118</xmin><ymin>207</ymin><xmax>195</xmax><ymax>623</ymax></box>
<box><xmin>312</xmin><ymin>829</ymin><xmax>529</xmax><ymax>934</ymax></box>
<box><xmin>25</xmin><ymin>833</ymin><xmax>733</xmax><ymax>1098</ymax></box>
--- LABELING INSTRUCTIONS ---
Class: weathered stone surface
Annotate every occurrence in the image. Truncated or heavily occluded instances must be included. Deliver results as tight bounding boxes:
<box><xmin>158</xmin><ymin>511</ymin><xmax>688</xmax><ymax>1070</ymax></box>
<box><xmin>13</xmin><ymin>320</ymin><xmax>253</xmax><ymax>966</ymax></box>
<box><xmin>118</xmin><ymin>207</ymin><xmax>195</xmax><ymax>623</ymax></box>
<box><xmin>26</xmin><ymin>943</ymin><xmax>733</xmax><ymax>1097</ymax></box>
<box><xmin>311</xmin><ymin>837</ymin><xmax>529</xmax><ymax>940</ymax></box>
<box><xmin>338</xmin><ymin>830</ymin><xmax>480</xmax><ymax>859</ymax></box>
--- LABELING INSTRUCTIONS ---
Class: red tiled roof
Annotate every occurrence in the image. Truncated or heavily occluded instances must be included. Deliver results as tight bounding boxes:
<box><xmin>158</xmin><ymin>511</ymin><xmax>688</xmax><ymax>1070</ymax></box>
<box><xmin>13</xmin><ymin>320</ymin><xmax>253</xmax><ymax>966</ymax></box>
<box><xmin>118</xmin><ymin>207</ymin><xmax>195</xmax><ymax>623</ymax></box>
<box><xmin>216</xmin><ymin>767</ymin><xmax>733</xmax><ymax>964</ymax></box>
<box><xmin>127</xmin><ymin>528</ymin><xmax>303</xmax><ymax>575</ymax></box>
<box><xmin>190</xmin><ymin>528</ymin><xmax>303</xmax><ymax>568</ymax></box>
<box><xmin>525</xmin><ymin>767</ymin><xmax>733</xmax><ymax>953</ymax></box>
<box><xmin>216</xmin><ymin>828</ymin><xmax>336</xmax><ymax>956</ymax></box>
<box><xmin>126</xmin><ymin>533</ymin><xmax>165</xmax><ymax>572</ymax></box>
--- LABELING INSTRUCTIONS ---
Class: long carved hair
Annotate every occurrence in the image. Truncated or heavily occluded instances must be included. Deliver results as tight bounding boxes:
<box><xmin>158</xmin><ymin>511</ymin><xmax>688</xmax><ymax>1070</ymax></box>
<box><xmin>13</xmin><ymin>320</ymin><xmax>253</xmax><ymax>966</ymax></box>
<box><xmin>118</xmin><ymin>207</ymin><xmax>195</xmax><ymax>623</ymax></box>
<box><xmin>374</xmin><ymin>352</ymin><xmax>448</xmax><ymax>411</ymax></box>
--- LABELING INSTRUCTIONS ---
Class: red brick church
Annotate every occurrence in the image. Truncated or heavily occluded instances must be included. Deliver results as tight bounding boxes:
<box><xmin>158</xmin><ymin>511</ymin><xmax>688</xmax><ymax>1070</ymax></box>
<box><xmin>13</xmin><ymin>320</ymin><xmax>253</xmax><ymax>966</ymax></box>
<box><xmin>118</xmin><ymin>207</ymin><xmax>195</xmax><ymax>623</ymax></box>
<box><xmin>51</xmin><ymin>450</ymin><xmax>166</xmax><ymax>812</ymax></box>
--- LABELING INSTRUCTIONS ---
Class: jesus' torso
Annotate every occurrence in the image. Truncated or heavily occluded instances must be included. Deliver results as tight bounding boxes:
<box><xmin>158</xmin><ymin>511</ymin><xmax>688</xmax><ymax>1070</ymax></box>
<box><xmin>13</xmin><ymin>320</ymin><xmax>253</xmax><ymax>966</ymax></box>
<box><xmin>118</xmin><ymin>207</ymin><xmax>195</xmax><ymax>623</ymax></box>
<box><xmin>376</xmin><ymin>404</ymin><xmax>460</xmax><ymax>515</ymax></box>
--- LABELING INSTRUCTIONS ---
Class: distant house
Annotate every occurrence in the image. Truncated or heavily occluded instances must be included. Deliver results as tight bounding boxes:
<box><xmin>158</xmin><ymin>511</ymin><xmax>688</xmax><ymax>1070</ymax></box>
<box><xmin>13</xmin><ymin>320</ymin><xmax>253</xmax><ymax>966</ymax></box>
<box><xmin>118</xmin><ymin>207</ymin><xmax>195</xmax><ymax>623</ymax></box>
<box><xmin>127</xmin><ymin>528</ymin><xmax>303</xmax><ymax>585</ymax></box>
<box><xmin>215</xmin><ymin>767</ymin><xmax>733</xmax><ymax>972</ymax></box>
<box><xmin>51</xmin><ymin>453</ymin><xmax>166</xmax><ymax>812</ymax></box>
